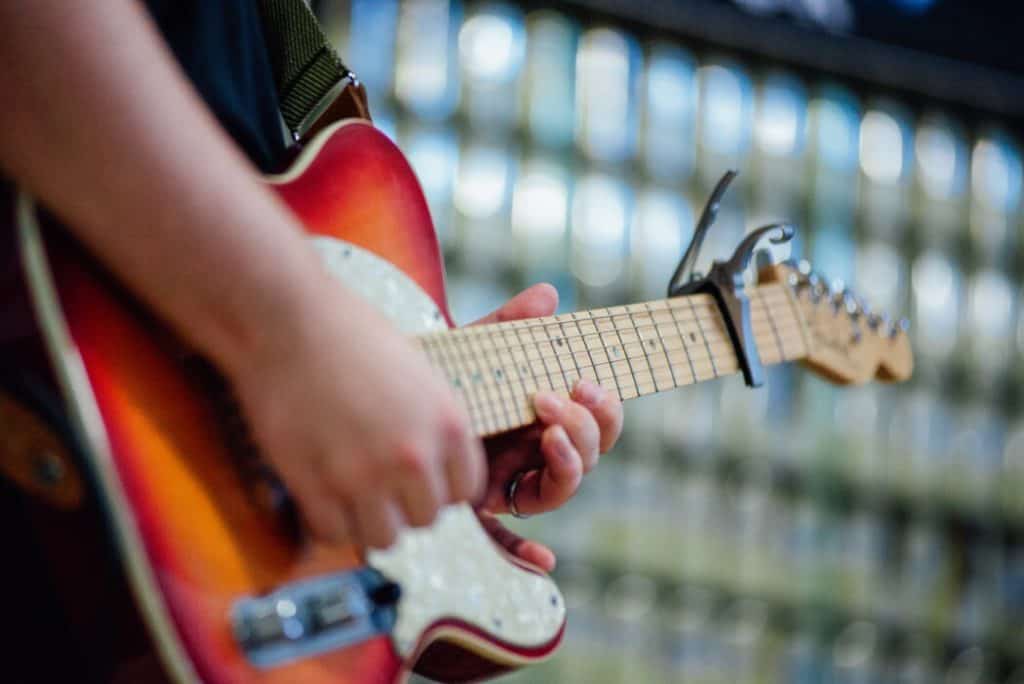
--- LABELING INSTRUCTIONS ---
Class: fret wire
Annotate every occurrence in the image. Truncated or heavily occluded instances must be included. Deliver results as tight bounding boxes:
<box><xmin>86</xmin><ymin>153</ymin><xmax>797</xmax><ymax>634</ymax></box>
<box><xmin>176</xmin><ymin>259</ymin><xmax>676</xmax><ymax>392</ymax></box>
<box><xmin>504</xmin><ymin>325</ymin><xmax>534</xmax><ymax>421</ymax></box>
<box><xmin>781</xmin><ymin>284</ymin><xmax>812</xmax><ymax>358</ymax></box>
<box><xmin>462</xmin><ymin>331</ymin><xmax>495</xmax><ymax>433</ymax></box>
<box><xmin>575</xmin><ymin>309</ymin><xmax>602</xmax><ymax>390</ymax></box>
<box><xmin>687</xmin><ymin>296</ymin><xmax>720</xmax><ymax>377</ymax></box>
<box><xmin>514</xmin><ymin>324</ymin><xmax>542</xmax><ymax>395</ymax></box>
<box><xmin>558</xmin><ymin>315</ymin><xmax>585</xmax><ymax>390</ymax></box>
<box><xmin>626</xmin><ymin>309</ymin><xmax>656</xmax><ymax>394</ymax></box>
<box><xmin>500</xmin><ymin>327</ymin><xmax>526</xmax><ymax>428</ymax></box>
<box><xmin>477</xmin><ymin>333</ymin><xmax>504</xmax><ymax>434</ymax></box>
<box><xmin>421</xmin><ymin>297</ymin><xmax>804</xmax><ymax>437</ymax></box>
<box><xmin>439</xmin><ymin>289</ymin><xmax>789</xmax><ymax>354</ymax></box>
<box><xmin>448</xmin><ymin>287</ymin><xmax>789</xmax><ymax>346</ymax></box>
<box><xmin>535</xmin><ymin>320</ymin><xmax>561</xmax><ymax>394</ymax></box>
<box><xmin>535</xmin><ymin>329</ymin><xmax>557</xmax><ymax>394</ymax></box>
<box><xmin>608</xmin><ymin>311</ymin><xmax>641</xmax><ymax>400</ymax></box>
<box><xmin>450</xmin><ymin>309</ymin><xmax>780</xmax><ymax>394</ymax></box>
<box><xmin>754</xmin><ymin>296</ymin><xmax>804</xmax><ymax>361</ymax></box>
<box><xmin>432</xmin><ymin>335</ymin><xmax>487</xmax><ymax>434</ymax></box>
<box><xmin>485</xmin><ymin>327</ymin><xmax>517</xmax><ymax>430</ymax></box>
<box><xmin>455</xmin><ymin>292</ymin><xmax>715</xmax><ymax>340</ymax></box>
<box><xmin>421</xmin><ymin>335</ymin><xmax>466</xmax><ymax>407</ymax></box>
<box><xmin>455</xmin><ymin>329</ymin><xmax>495</xmax><ymax>434</ymax></box>
<box><xmin>420</xmin><ymin>285</ymin><xmax>798</xmax><ymax>392</ymax></box>
<box><xmin>544</xmin><ymin>321</ymin><xmax>568</xmax><ymax>391</ymax></box>
<box><xmin>689</xmin><ymin>303</ymin><xmax>731</xmax><ymax>371</ymax></box>
<box><xmin>645</xmin><ymin>300</ymin><xmax>681</xmax><ymax>390</ymax></box>
<box><xmin>460</xmin><ymin>333</ymin><xmax>769</xmax><ymax>421</ymax></box>
<box><xmin>503</xmin><ymin>329</ymin><xmax>530</xmax><ymax>426</ymax></box>
<box><xmin>755</xmin><ymin>286</ymin><xmax>785</xmax><ymax>362</ymax></box>
<box><xmin>452</xmin><ymin>333</ymin><xmax>488</xmax><ymax>434</ymax></box>
<box><xmin>666</xmin><ymin>301</ymin><xmax>700</xmax><ymax>383</ymax></box>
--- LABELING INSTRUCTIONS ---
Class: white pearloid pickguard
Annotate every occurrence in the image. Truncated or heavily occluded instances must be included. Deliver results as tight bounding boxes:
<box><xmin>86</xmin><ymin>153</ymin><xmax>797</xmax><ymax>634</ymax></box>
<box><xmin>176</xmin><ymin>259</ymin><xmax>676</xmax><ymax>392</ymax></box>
<box><xmin>309</xmin><ymin>237</ymin><xmax>566</xmax><ymax>662</ymax></box>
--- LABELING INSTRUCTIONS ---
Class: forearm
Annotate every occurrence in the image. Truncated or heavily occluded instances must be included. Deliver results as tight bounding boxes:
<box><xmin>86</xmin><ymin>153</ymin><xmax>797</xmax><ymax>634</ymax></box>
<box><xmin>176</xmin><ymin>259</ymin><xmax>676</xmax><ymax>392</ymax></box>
<box><xmin>0</xmin><ymin>0</ymin><xmax>330</xmax><ymax>372</ymax></box>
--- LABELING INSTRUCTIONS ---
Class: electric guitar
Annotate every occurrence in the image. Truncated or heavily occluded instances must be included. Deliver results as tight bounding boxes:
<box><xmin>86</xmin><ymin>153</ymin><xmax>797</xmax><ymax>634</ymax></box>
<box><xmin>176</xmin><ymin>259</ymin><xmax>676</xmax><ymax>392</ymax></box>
<box><xmin>4</xmin><ymin>119</ymin><xmax>912</xmax><ymax>683</ymax></box>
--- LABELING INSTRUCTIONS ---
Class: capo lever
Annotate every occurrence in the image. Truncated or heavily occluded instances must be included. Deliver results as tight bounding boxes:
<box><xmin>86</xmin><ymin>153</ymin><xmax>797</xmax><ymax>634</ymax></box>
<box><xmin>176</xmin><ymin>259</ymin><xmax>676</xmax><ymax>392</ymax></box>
<box><xmin>667</xmin><ymin>170</ymin><xmax>795</xmax><ymax>387</ymax></box>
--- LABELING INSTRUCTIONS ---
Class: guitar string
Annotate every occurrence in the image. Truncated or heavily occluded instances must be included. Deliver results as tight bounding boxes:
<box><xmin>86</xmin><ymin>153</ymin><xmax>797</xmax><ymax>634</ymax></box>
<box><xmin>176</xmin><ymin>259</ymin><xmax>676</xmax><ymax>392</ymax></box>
<box><xmin>429</xmin><ymin>317</ymin><xmax>805</xmax><ymax>433</ymax></box>
<box><xmin>416</xmin><ymin>289</ymin><xmax>805</xmax><ymax>430</ymax></box>
<box><xmin>421</xmin><ymin>290</ymin><xmax>799</xmax><ymax>367</ymax></box>
<box><xmin>415</xmin><ymin>288</ymin><xmax>798</xmax><ymax>382</ymax></box>
<box><xmin>421</xmin><ymin>309</ymin><xmax>803</xmax><ymax>389</ymax></box>
<box><xmin>440</xmin><ymin>286</ymin><xmax>794</xmax><ymax>343</ymax></box>
<box><xmin>421</xmin><ymin>308</ymin><xmax>804</xmax><ymax>387</ymax></box>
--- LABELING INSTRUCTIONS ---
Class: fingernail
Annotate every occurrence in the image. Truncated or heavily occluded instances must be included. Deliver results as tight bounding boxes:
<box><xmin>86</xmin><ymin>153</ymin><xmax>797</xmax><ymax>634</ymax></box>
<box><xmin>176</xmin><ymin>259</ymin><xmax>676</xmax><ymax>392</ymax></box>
<box><xmin>534</xmin><ymin>392</ymin><xmax>563</xmax><ymax>419</ymax></box>
<box><xmin>573</xmin><ymin>378</ymin><xmax>602</xmax><ymax>407</ymax></box>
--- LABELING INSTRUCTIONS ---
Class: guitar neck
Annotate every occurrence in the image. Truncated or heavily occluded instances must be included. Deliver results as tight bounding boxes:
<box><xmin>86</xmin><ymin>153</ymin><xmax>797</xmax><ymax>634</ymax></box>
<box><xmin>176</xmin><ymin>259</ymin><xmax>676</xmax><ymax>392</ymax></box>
<box><xmin>417</xmin><ymin>283</ymin><xmax>809</xmax><ymax>437</ymax></box>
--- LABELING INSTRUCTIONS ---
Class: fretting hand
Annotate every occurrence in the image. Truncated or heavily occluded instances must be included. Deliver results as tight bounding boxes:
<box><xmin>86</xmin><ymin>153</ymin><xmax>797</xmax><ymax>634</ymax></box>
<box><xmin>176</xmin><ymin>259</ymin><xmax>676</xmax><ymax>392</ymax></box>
<box><xmin>470</xmin><ymin>284</ymin><xmax>624</xmax><ymax>572</ymax></box>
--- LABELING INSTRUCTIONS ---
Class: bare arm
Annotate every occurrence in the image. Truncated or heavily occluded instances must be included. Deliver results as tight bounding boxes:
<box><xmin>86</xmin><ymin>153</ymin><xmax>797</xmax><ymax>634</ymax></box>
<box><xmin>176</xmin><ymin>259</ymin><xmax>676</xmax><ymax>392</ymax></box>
<box><xmin>0</xmin><ymin>0</ymin><xmax>485</xmax><ymax>547</ymax></box>
<box><xmin>0</xmin><ymin>0</ymin><xmax>321</xmax><ymax>369</ymax></box>
<box><xmin>0</xmin><ymin>2</ymin><xmax>624</xmax><ymax>563</ymax></box>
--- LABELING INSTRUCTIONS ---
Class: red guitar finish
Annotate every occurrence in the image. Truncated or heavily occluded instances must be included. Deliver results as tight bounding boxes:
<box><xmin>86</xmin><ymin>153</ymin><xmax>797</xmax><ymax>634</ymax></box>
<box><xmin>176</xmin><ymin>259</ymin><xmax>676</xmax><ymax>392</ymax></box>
<box><xmin>20</xmin><ymin>120</ymin><xmax>559</xmax><ymax>683</ymax></box>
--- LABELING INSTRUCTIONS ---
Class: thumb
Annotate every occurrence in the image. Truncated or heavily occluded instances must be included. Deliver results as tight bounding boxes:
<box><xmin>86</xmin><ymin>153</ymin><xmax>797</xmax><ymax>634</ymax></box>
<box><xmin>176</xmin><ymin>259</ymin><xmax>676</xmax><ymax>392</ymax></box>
<box><xmin>477</xmin><ymin>511</ymin><xmax>556</xmax><ymax>572</ymax></box>
<box><xmin>469</xmin><ymin>283</ymin><xmax>558</xmax><ymax>326</ymax></box>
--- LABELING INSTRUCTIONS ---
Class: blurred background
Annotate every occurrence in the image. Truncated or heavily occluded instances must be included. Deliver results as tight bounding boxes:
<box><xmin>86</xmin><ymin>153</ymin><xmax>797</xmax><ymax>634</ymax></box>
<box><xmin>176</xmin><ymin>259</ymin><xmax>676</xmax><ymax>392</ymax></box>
<box><xmin>315</xmin><ymin>1</ymin><xmax>1023</xmax><ymax>681</ymax></box>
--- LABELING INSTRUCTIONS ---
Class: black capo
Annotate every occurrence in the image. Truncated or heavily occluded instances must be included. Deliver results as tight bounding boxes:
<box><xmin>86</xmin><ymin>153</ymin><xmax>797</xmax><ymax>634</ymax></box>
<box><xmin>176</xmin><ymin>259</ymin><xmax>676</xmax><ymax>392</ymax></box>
<box><xmin>667</xmin><ymin>170</ymin><xmax>795</xmax><ymax>388</ymax></box>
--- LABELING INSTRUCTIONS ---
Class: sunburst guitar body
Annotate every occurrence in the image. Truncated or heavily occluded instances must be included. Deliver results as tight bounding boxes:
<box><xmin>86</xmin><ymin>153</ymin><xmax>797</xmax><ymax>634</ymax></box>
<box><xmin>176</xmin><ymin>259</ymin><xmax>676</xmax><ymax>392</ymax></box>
<box><xmin>5</xmin><ymin>119</ymin><xmax>913</xmax><ymax>683</ymax></box>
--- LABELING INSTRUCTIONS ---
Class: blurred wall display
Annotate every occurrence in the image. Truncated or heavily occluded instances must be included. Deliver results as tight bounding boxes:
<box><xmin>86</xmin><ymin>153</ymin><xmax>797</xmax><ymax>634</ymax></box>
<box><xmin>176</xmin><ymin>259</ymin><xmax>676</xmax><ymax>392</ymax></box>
<box><xmin>318</xmin><ymin>1</ymin><xmax>1023</xmax><ymax>680</ymax></box>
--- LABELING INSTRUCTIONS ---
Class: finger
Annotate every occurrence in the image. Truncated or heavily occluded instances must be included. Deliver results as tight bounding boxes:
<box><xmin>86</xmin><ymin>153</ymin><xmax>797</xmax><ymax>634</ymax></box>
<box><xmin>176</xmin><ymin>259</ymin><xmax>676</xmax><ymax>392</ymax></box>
<box><xmin>394</xmin><ymin>442</ymin><xmax>445</xmax><ymax>527</ymax></box>
<box><xmin>446</xmin><ymin>417</ymin><xmax>487</xmax><ymax>505</ymax></box>
<box><xmin>289</xmin><ymin>460</ymin><xmax>355</xmax><ymax>545</ymax></box>
<box><xmin>301</xmin><ymin>491</ymin><xmax>355</xmax><ymax>546</ymax></box>
<box><xmin>478</xmin><ymin>512</ymin><xmax>556</xmax><ymax>572</ymax></box>
<box><xmin>512</xmin><ymin>425</ymin><xmax>583</xmax><ymax>514</ymax></box>
<box><xmin>476</xmin><ymin>426</ymin><xmax>546</xmax><ymax>511</ymax></box>
<box><xmin>353</xmin><ymin>497</ymin><xmax>403</xmax><ymax>550</ymax></box>
<box><xmin>469</xmin><ymin>283</ymin><xmax>558</xmax><ymax>326</ymax></box>
<box><xmin>572</xmin><ymin>378</ymin><xmax>624</xmax><ymax>454</ymax></box>
<box><xmin>534</xmin><ymin>391</ymin><xmax>600</xmax><ymax>473</ymax></box>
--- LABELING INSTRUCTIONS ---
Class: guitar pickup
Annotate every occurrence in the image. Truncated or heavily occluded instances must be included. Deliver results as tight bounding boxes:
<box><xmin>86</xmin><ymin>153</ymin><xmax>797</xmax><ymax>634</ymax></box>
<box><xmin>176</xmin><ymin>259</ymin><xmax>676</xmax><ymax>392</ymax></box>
<box><xmin>232</xmin><ymin>568</ymin><xmax>400</xmax><ymax>669</ymax></box>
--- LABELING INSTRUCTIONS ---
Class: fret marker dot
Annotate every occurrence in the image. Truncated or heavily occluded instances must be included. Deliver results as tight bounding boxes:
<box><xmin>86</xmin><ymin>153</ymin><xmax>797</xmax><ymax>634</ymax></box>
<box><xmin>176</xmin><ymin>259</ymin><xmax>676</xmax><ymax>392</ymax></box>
<box><xmin>555</xmin><ymin>338</ymin><xmax>564</xmax><ymax>347</ymax></box>
<box><xmin>472</xmin><ymin>372</ymin><xmax>482</xmax><ymax>384</ymax></box>
<box><xmin>494</xmin><ymin>369</ymin><xmax>503</xmax><ymax>381</ymax></box>
<box><xmin>611</xmin><ymin>346</ymin><xmax>620</xmax><ymax>357</ymax></box>
<box><xmin>689</xmin><ymin>333</ymin><xmax>697</xmax><ymax>343</ymax></box>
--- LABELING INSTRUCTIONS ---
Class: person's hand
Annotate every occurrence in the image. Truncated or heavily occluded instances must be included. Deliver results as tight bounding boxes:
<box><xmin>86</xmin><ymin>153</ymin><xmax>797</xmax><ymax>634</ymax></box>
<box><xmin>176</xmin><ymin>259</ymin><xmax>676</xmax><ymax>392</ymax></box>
<box><xmin>227</xmin><ymin>277</ymin><xmax>485</xmax><ymax>551</ymax></box>
<box><xmin>471</xmin><ymin>284</ymin><xmax>624</xmax><ymax>571</ymax></box>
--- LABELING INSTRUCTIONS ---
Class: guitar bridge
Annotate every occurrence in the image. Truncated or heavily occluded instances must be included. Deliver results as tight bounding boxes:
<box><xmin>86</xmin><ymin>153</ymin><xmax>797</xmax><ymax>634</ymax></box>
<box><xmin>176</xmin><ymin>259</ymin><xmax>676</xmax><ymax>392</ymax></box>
<box><xmin>232</xmin><ymin>568</ymin><xmax>400</xmax><ymax>669</ymax></box>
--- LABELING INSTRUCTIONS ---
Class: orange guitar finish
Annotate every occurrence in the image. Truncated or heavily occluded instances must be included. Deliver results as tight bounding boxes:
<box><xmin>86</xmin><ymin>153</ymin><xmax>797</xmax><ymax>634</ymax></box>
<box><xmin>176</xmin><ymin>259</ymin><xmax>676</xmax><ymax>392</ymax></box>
<box><xmin>39</xmin><ymin>121</ymin><xmax>466</xmax><ymax>683</ymax></box>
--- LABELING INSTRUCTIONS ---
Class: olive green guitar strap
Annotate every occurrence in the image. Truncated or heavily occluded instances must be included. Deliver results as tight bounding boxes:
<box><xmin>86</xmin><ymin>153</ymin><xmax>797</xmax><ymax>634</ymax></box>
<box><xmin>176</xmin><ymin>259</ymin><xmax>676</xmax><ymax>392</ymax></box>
<box><xmin>257</xmin><ymin>0</ymin><xmax>370</xmax><ymax>141</ymax></box>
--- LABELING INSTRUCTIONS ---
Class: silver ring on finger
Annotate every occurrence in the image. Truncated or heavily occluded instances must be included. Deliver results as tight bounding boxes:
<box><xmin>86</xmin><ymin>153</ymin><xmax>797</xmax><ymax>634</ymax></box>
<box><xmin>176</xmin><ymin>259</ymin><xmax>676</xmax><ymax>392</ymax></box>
<box><xmin>506</xmin><ymin>470</ymin><xmax>531</xmax><ymax>519</ymax></box>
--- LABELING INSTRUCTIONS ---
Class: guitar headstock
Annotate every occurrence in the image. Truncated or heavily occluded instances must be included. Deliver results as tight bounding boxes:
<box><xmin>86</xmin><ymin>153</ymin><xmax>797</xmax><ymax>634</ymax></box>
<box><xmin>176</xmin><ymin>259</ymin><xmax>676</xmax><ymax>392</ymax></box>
<box><xmin>759</xmin><ymin>261</ymin><xmax>913</xmax><ymax>385</ymax></box>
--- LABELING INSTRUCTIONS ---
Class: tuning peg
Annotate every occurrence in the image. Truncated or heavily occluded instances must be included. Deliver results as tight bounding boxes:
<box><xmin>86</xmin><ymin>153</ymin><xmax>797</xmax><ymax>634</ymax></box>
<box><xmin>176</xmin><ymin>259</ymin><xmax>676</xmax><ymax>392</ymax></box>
<box><xmin>809</xmin><ymin>272</ymin><xmax>828</xmax><ymax>303</ymax></box>
<box><xmin>867</xmin><ymin>312</ymin><xmax>890</xmax><ymax>332</ymax></box>
<box><xmin>833</xmin><ymin>288</ymin><xmax>859</xmax><ymax>316</ymax></box>
<box><xmin>848</xmin><ymin>291</ymin><xmax>869</xmax><ymax>320</ymax></box>
<box><xmin>888</xmin><ymin>318</ymin><xmax>910</xmax><ymax>338</ymax></box>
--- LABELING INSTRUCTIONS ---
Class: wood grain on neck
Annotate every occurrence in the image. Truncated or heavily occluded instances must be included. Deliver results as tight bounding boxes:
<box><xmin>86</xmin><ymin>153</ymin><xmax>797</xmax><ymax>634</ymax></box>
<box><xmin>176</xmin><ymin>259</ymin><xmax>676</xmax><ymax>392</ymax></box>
<box><xmin>417</xmin><ymin>283</ymin><xmax>808</xmax><ymax>437</ymax></box>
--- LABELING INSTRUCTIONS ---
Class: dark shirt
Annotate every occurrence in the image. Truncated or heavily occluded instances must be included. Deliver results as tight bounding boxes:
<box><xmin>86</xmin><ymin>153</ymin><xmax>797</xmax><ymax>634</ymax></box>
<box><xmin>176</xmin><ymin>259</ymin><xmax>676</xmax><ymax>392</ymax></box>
<box><xmin>144</xmin><ymin>0</ymin><xmax>288</xmax><ymax>173</ymax></box>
